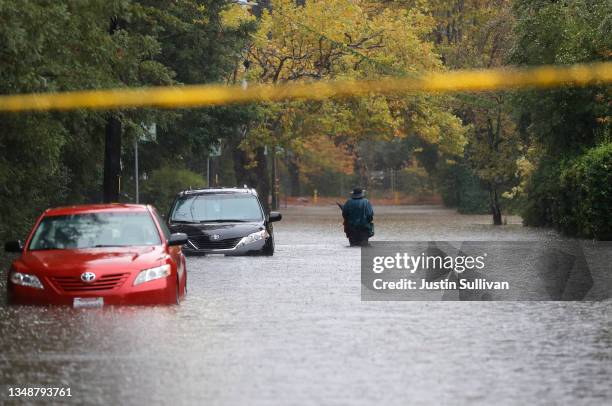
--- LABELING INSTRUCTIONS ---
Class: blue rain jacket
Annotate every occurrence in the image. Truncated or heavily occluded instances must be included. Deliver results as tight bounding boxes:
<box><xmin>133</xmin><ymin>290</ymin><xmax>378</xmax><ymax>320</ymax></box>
<box><xmin>342</xmin><ymin>197</ymin><xmax>374</xmax><ymax>236</ymax></box>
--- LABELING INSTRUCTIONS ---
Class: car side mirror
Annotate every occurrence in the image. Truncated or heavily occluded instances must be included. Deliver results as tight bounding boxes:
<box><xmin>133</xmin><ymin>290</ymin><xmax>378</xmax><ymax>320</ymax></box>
<box><xmin>269</xmin><ymin>212</ymin><xmax>282</xmax><ymax>222</ymax></box>
<box><xmin>168</xmin><ymin>233</ymin><xmax>188</xmax><ymax>246</ymax></box>
<box><xmin>4</xmin><ymin>240</ymin><xmax>23</xmax><ymax>253</ymax></box>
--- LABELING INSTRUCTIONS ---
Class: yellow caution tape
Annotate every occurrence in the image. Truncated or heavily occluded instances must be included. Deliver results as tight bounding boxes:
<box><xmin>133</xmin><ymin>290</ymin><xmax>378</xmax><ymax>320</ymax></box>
<box><xmin>0</xmin><ymin>62</ymin><xmax>610</xmax><ymax>112</ymax></box>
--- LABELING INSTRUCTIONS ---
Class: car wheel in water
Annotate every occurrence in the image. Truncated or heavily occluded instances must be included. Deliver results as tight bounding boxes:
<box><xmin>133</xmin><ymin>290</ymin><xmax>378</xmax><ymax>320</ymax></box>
<box><xmin>261</xmin><ymin>237</ymin><xmax>275</xmax><ymax>256</ymax></box>
<box><xmin>182</xmin><ymin>259</ymin><xmax>187</xmax><ymax>295</ymax></box>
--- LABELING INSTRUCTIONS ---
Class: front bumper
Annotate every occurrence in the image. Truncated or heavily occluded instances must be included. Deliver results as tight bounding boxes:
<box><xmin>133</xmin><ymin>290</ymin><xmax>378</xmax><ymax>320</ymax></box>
<box><xmin>7</xmin><ymin>276</ymin><xmax>178</xmax><ymax>306</ymax></box>
<box><xmin>183</xmin><ymin>238</ymin><xmax>266</xmax><ymax>256</ymax></box>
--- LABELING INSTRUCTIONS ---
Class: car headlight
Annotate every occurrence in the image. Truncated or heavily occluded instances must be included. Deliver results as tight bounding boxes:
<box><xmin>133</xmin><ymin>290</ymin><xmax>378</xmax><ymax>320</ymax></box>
<box><xmin>239</xmin><ymin>230</ymin><xmax>268</xmax><ymax>246</ymax></box>
<box><xmin>10</xmin><ymin>271</ymin><xmax>44</xmax><ymax>289</ymax></box>
<box><xmin>133</xmin><ymin>264</ymin><xmax>171</xmax><ymax>286</ymax></box>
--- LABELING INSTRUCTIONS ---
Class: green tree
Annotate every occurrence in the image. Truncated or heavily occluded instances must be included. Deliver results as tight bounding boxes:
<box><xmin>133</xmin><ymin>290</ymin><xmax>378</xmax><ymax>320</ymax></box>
<box><xmin>0</xmin><ymin>0</ymin><xmax>257</xmax><ymax>240</ymax></box>
<box><xmin>244</xmin><ymin>0</ymin><xmax>466</xmax><ymax>201</ymax></box>
<box><xmin>0</xmin><ymin>1</ymin><xmax>120</xmax><ymax>237</ymax></box>
<box><xmin>133</xmin><ymin>0</ymin><xmax>257</xmax><ymax>183</ymax></box>
<box><xmin>427</xmin><ymin>0</ymin><xmax>521</xmax><ymax>224</ymax></box>
<box><xmin>464</xmin><ymin>97</ymin><xmax>520</xmax><ymax>224</ymax></box>
<box><xmin>511</xmin><ymin>0</ymin><xmax>611</xmax><ymax>236</ymax></box>
<box><xmin>141</xmin><ymin>166</ymin><xmax>205</xmax><ymax>215</ymax></box>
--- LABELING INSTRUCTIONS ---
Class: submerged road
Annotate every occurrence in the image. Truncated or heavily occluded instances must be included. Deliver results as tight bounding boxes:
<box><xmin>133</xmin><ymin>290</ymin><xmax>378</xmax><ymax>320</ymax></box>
<box><xmin>0</xmin><ymin>205</ymin><xmax>610</xmax><ymax>405</ymax></box>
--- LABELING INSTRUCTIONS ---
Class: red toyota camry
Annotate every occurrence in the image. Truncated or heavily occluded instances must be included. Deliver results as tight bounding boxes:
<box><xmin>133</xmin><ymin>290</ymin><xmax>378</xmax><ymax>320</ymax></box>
<box><xmin>4</xmin><ymin>204</ymin><xmax>188</xmax><ymax>307</ymax></box>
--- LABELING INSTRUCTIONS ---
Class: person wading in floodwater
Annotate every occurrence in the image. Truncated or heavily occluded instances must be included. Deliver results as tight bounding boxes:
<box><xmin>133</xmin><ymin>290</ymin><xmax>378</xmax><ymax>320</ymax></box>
<box><xmin>339</xmin><ymin>188</ymin><xmax>374</xmax><ymax>246</ymax></box>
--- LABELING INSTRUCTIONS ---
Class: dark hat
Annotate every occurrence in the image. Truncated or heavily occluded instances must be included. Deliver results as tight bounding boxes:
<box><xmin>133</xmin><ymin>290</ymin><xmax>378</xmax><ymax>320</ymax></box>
<box><xmin>350</xmin><ymin>187</ymin><xmax>365</xmax><ymax>199</ymax></box>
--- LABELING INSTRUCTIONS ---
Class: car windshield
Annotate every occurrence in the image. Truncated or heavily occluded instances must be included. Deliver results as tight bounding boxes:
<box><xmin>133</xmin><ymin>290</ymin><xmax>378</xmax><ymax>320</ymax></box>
<box><xmin>29</xmin><ymin>212</ymin><xmax>161</xmax><ymax>250</ymax></box>
<box><xmin>171</xmin><ymin>194</ymin><xmax>263</xmax><ymax>223</ymax></box>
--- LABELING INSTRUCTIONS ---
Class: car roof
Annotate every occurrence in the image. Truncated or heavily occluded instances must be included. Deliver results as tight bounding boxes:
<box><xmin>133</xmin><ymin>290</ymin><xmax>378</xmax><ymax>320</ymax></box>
<box><xmin>177</xmin><ymin>187</ymin><xmax>258</xmax><ymax>197</ymax></box>
<box><xmin>44</xmin><ymin>204</ymin><xmax>151</xmax><ymax>217</ymax></box>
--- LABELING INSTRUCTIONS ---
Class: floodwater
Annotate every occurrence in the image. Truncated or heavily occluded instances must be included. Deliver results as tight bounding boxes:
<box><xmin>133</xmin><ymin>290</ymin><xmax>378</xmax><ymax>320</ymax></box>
<box><xmin>0</xmin><ymin>205</ymin><xmax>610</xmax><ymax>405</ymax></box>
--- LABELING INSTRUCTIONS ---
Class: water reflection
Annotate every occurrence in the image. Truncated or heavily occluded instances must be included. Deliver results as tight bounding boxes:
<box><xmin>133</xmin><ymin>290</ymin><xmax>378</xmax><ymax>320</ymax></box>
<box><xmin>0</xmin><ymin>206</ymin><xmax>610</xmax><ymax>405</ymax></box>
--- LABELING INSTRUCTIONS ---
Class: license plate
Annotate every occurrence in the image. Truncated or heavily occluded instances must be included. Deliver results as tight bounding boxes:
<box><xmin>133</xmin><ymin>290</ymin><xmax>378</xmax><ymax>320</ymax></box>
<box><xmin>73</xmin><ymin>297</ymin><xmax>104</xmax><ymax>308</ymax></box>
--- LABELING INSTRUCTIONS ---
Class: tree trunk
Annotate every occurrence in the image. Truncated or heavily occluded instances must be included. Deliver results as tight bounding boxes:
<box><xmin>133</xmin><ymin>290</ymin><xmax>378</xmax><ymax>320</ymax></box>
<box><xmin>271</xmin><ymin>150</ymin><xmax>278</xmax><ymax>210</ymax></box>
<box><xmin>287</xmin><ymin>155</ymin><xmax>300</xmax><ymax>196</ymax></box>
<box><xmin>354</xmin><ymin>156</ymin><xmax>368</xmax><ymax>190</ymax></box>
<box><xmin>209</xmin><ymin>155</ymin><xmax>221</xmax><ymax>187</ymax></box>
<box><xmin>490</xmin><ymin>186</ymin><xmax>502</xmax><ymax>225</ymax></box>
<box><xmin>231</xmin><ymin>145</ymin><xmax>270</xmax><ymax>212</ymax></box>
<box><xmin>103</xmin><ymin>116</ymin><xmax>122</xmax><ymax>203</ymax></box>
<box><xmin>103</xmin><ymin>17</ymin><xmax>122</xmax><ymax>204</ymax></box>
<box><xmin>252</xmin><ymin>0</ymin><xmax>271</xmax><ymax>17</ymax></box>
<box><xmin>254</xmin><ymin>147</ymin><xmax>270</xmax><ymax>212</ymax></box>
<box><xmin>230</xmin><ymin>128</ymin><xmax>257</xmax><ymax>190</ymax></box>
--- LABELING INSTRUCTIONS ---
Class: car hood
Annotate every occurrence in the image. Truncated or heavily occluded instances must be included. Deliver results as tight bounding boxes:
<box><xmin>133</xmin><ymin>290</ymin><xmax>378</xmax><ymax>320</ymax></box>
<box><xmin>16</xmin><ymin>246</ymin><xmax>167</xmax><ymax>275</ymax></box>
<box><xmin>169</xmin><ymin>222</ymin><xmax>264</xmax><ymax>239</ymax></box>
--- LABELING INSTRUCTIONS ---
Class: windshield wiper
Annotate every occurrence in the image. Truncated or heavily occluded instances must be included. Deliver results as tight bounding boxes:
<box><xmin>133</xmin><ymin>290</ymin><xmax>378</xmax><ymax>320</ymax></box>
<box><xmin>93</xmin><ymin>244</ymin><xmax>126</xmax><ymax>248</ymax></box>
<box><xmin>200</xmin><ymin>219</ymin><xmax>248</xmax><ymax>223</ymax></box>
<box><xmin>170</xmin><ymin>220</ymin><xmax>200</xmax><ymax>224</ymax></box>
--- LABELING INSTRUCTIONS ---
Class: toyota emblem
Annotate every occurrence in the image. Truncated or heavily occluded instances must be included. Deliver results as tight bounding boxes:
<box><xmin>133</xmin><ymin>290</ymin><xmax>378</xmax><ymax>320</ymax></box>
<box><xmin>81</xmin><ymin>272</ymin><xmax>96</xmax><ymax>283</ymax></box>
<box><xmin>211</xmin><ymin>234</ymin><xmax>221</xmax><ymax>241</ymax></box>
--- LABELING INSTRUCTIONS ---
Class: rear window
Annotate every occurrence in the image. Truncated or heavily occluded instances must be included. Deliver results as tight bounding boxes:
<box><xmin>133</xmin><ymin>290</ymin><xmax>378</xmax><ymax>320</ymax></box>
<box><xmin>29</xmin><ymin>212</ymin><xmax>161</xmax><ymax>250</ymax></box>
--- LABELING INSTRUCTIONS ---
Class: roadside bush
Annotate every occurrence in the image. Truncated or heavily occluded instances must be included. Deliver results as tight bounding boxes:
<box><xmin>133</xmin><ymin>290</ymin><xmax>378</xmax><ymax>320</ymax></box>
<box><xmin>141</xmin><ymin>166</ymin><xmax>205</xmax><ymax>216</ymax></box>
<box><xmin>521</xmin><ymin>158</ymin><xmax>563</xmax><ymax>228</ymax></box>
<box><xmin>437</xmin><ymin>161</ymin><xmax>489</xmax><ymax>214</ymax></box>
<box><xmin>557</xmin><ymin>143</ymin><xmax>612</xmax><ymax>239</ymax></box>
<box><xmin>396</xmin><ymin>167</ymin><xmax>436</xmax><ymax>197</ymax></box>
<box><xmin>523</xmin><ymin>143</ymin><xmax>612</xmax><ymax>239</ymax></box>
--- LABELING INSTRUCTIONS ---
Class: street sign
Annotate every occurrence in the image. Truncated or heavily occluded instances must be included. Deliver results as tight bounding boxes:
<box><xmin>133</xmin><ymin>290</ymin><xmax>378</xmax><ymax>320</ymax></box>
<box><xmin>210</xmin><ymin>143</ymin><xmax>222</xmax><ymax>157</ymax></box>
<box><xmin>140</xmin><ymin>122</ymin><xmax>157</xmax><ymax>142</ymax></box>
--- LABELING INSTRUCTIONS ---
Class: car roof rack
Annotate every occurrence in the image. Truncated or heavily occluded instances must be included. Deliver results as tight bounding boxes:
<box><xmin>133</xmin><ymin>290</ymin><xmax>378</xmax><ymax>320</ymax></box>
<box><xmin>178</xmin><ymin>186</ymin><xmax>258</xmax><ymax>196</ymax></box>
